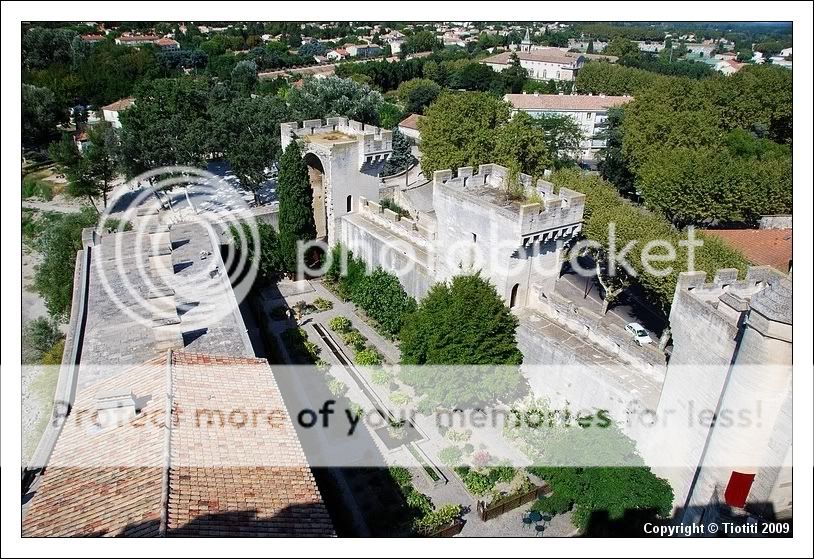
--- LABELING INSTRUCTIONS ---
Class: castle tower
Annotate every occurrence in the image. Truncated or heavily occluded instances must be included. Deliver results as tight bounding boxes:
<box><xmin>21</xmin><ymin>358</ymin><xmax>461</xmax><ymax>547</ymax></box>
<box><xmin>644</xmin><ymin>268</ymin><xmax>792</xmax><ymax>523</ymax></box>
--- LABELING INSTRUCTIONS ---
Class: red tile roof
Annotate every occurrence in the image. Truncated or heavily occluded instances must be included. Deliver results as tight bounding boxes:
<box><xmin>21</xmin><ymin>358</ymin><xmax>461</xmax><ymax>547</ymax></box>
<box><xmin>23</xmin><ymin>352</ymin><xmax>334</xmax><ymax>537</ymax></box>
<box><xmin>702</xmin><ymin>228</ymin><xmax>792</xmax><ymax>272</ymax></box>
<box><xmin>101</xmin><ymin>96</ymin><xmax>135</xmax><ymax>112</ymax></box>
<box><xmin>156</xmin><ymin>37</ymin><xmax>180</xmax><ymax>47</ymax></box>
<box><xmin>398</xmin><ymin>113</ymin><xmax>424</xmax><ymax>130</ymax></box>
<box><xmin>118</xmin><ymin>34</ymin><xmax>160</xmax><ymax>42</ymax></box>
<box><xmin>505</xmin><ymin>93</ymin><xmax>631</xmax><ymax>111</ymax></box>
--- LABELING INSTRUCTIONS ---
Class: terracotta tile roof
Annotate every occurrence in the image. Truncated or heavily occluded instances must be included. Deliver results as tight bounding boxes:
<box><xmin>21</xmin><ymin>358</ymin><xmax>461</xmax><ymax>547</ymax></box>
<box><xmin>81</xmin><ymin>34</ymin><xmax>105</xmax><ymax>41</ymax></box>
<box><xmin>101</xmin><ymin>96</ymin><xmax>135</xmax><ymax>112</ymax></box>
<box><xmin>156</xmin><ymin>37</ymin><xmax>180</xmax><ymax>47</ymax></box>
<box><xmin>398</xmin><ymin>113</ymin><xmax>424</xmax><ymax>130</ymax></box>
<box><xmin>505</xmin><ymin>93</ymin><xmax>631</xmax><ymax>111</ymax></box>
<box><xmin>702</xmin><ymin>228</ymin><xmax>792</xmax><ymax>273</ymax></box>
<box><xmin>23</xmin><ymin>352</ymin><xmax>334</xmax><ymax>537</ymax></box>
<box><xmin>118</xmin><ymin>34</ymin><xmax>160</xmax><ymax>42</ymax></box>
<box><xmin>482</xmin><ymin>48</ymin><xmax>582</xmax><ymax>66</ymax></box>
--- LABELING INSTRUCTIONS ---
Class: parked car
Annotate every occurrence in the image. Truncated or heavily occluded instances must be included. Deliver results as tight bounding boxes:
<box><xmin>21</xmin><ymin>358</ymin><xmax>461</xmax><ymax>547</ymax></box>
<box><xmin>625</xmin><ymin>322</ymin><xmax>652</xmax><ymax>345</ymax></box>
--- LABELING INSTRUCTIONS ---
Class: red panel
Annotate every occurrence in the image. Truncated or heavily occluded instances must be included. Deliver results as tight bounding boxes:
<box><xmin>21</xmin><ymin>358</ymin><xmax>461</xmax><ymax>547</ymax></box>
<box><xmin>724</xmin><ymin>471</ymin><xmax>755</xmax><ymax>508</ymax></box>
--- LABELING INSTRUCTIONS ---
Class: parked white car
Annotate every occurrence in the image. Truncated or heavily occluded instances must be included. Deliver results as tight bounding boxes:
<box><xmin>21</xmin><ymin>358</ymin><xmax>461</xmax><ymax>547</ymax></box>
<box><xmin>625</xmin><ymin>322</ymin><xmax>652</xmax><ymax>345</ymax></box>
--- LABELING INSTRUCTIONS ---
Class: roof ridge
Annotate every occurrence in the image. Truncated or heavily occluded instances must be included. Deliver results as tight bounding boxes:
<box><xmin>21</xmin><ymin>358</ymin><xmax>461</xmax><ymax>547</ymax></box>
<box><xmin>158</xmin><ymin>349</ymin><xmax>173</xmax><ymax>536</ymax></box>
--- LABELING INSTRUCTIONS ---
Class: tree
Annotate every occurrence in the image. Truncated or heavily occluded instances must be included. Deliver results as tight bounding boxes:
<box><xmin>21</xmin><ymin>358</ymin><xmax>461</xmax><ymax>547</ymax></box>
<box><xmin>419</xmin><ymin>91</ymin><xmax>511</xmax><ymax>176</ymax></box>
<box><xmin>34</xmin><ymin>208</ymin><xmax>99</xmax><ymax>320</ymax></box>
<box><xmin>230</xmin><ymin>59</ymin><xmax>258</xmax><ymax>94</ymax></box>
<box><xmin>530</xmin><ymin>113</ymin><xmax>584</xmax><ymax>169</ymax></box>
<box><xmin>287</xmin><ymin>75</ymin><xmax>385</xmax><ymax>125</ymax></box>
<box><xmin>381</xmin><ymin>128</ymin><xmax>414</xmax><ymax>176</ymax></box>
<box><xmin>230</xmin><ymin>221</ymin><xmax>282</xmax><ymax>284</ymax></box>
<box><xmin>22</xmin><ymin>84</ymin><xmax>65</xmax><ymax>147</ymax></box>
<box><xmin>82</xmin><ymin>123</ymin><xmax>119</xmax><ymax>207</ymax></box>
<box><xmin>276</xmin><ymin>141</ymin><xmax>316</xmax><ymax>272</ymax></box>
<box><xmin>22</xmin><ymin>317</ymin><xmax>64</xmax><ymax>364</ymax></box>
<box><xmin>400</xmin><ymin>273</ymin><xmax>523</xmax><ymax>366</ymax></box>
<box><xmin>399</xmin><ymin>273</ymin><xmax>524</xmax><ymax>408</ymax></box>
<box><xmin>352</xmin><ymin>268</ymin><xmax>417</xmax><ymax>336</ymax></box>
<box><xmin>212</xmin><ymin>95</ymin><xmax>291</xmax><ymax>204</ymax></box>
<box><xmin>736</xmin><ymin>50</ymin><xmax>754</xmax><ymax>63</ymax></box>
<box><xmin>597</xmin><ymin>108</ymin><xmax>635</xmax><ymax>196</ymax></box>
<box><xmin>378</xmin><ymin>101</ymin><xmax>404</xmax><ymax>129</ymax></box>
<box><xmin>401</xmin><ymin>30</ymin><xmax>440</xmax><ymax>55</ymax></box>
<box><xmin>493</xmin><ymin>112</ymin><xmax>552</xmax><ymax>179</ymax></box>
<box><xmin>586</xmin><ymin>39</ymin><xmax>595</xmax><ymax>54</ymax></box>
<box><xmin>604</xmin><ymin>36</ymin><xmax>640</xmax><ymax>59</ymax></box>
<box><xmin>500</xmin><ymin>52</ymin><xmax>528</xmax><ymax>94</ymax></box>
<box><xmin>396</xmin><ymin>78</ymin><xmax>441</xmax><ymax>115</ymax></box>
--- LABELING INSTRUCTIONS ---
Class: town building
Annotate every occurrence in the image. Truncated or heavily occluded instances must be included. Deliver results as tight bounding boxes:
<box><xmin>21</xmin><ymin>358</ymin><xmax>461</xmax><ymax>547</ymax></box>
<box><xmin>715</xmin><ymin>59</ymin><xmax>745</xmax><ymax>75</ymax></box>
<box><xmin>326</xmin><ymin>48</ymin><xmax>348</xmax><ymax>61</ymax></box>
<box><xmin>81</xmin><ymin>33</ymin><xmax>106</xmax><ymax>43</ymax></box>
<box><xmin>114</xmin><ymin>34</ymin><xmax>179</xmax><ymax>49</ymax></box>
<box><xmin>397</xmin><ymin>113</ymin><xmax>423</xmax><ymax>143</ymax></box>
<box><xmin>482</xmin><ymin>28</ymin><xmax>585</xmax><ymax>82</ymax></box>
<box><xmin>345</xmin><ymin>44</ymin><xmax>382</xmax><ymax>58</ymax></box>
<box><xmin>702</xmin><ymin>224</ymin><xmax>792</xmax><ymax>274</ymax></box>
<box><xmin>101</xmin><ymin>96</ymin><xmax>135</xmax><ymax>129</ymax></box>
<box><xmin>504</xmin><ymin>93</ymin><xmax>631</xmax><ymax>161</ymax></box>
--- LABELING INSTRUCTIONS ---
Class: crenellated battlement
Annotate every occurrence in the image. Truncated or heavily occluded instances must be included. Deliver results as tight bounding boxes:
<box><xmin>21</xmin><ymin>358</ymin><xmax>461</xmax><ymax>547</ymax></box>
<box><xmin>280</xmin><ymin>117</ymin><xmax>393</xmax><ymax>153</ymax></box>
<box><xmin>672</xmin><ymin>266</ymin><xmax>790</xmax><ymax>329</ymax></box>
<box><xmin>433</xmin><ymin>164</ymin><xmax>585</xmax><ymax>242</ymax></box>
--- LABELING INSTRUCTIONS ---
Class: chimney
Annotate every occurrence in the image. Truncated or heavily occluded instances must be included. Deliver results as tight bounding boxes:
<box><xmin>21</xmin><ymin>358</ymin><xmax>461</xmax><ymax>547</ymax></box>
<box><xmin>95</xmin><ymin>388</ymin><xmax>138</xmax><ymax>428</ymax></box>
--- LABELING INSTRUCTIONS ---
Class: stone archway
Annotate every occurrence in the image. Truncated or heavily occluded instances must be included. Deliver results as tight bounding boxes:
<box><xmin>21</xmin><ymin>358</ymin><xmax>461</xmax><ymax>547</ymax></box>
<box><xmin>509</xmin><ymin>283</ymin><xmax>520</xmax><ymax>308</ymax></box>
<box><xmin>303</xmin><ymin>152</ymin><xmax>328</xmax><ymax>240</ymax></box>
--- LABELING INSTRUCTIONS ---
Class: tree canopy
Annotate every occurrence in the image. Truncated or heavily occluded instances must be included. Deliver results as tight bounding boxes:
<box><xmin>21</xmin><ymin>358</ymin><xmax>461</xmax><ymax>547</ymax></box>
<box><xmin>287</xmin><ymin>75</ymin><xmax>385</xmax><ymax>125</ymax></box>
<box><xmin>276</xmin><ymin>141</ymin><xmax>316</xmax><ymax>272</ymax></box>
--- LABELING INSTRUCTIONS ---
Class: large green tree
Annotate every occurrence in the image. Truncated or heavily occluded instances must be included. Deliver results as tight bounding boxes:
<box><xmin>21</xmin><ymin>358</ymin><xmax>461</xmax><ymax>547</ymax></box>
<box><xmin>400</xmin><ymin>273</ymin><xmax>523</xmax><ymax>366</ymax></box>
<box><xmin>211</xmin><ymin>94</ymin><xmax>291</xmax><ymax>204</ymax></box>
<box><xmin>34</xmin><ymin>208</ymin><xmax>100</xmax><ymax>320</ymax></box>
<box><xmin>399</xmin><ymin>273</ymin><xmax>524</xmax><ymax>408</ymax></box>
<box><xmin>276</xmin><ymin>141</ymin><xmax>317</xmax><ymax>272</ymax></box>
<box><xmin>22</xmin><ymin>84</ymin><xmax>66</xmax><ymax>147</ymax></box>
<box><xmin>493</xmin><ymin>112</ymin><xmax>552</xmax><ymax>179</ymax></box>
<box><xmin>381</xmin><ymin>128</ymin><xmax>414</xmax><ymax>176</ymax></box>
<box><xmin>419</xmin><ymin>91</ymin><xmax>511</xmax><ymax>176</ymax></box>
<box><xmin>287</xmin><ymin>75</ymin><xmax>385</xmax><ymax>125</ymax></box>
<box><xmin>500</xmin><ymin>52</ymin><xmax>528</xmax><ymax>94</ymax></box>
<box><xmin>396</xmin><ymin>78</ymin><xmax>441</xmax><ymax>115</ymax></box>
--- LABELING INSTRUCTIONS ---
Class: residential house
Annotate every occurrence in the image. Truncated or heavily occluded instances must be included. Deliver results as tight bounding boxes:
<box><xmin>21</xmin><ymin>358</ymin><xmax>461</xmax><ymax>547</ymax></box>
<box><xmin>346</xmin><ymin>44</ymin><xmax>381</xmax><ymax>58</ymax></box>
<box><xmin>397</xmin><ymin>113</ymin><xmax>424</xmax><ymax>143</ymax></box>
<box><xmin>504</xmin><ymin>92</ymin><xmax>632</xmax><ymax>161</ymax></box>
<box><xmin>101</xmin><ymin>97</ymin><xmax>135</xmax><ymax>129</ymax></box>
<box><xmin>715</xmin><ymin>59</ymin><xmax>745</xmax><ymax>75</ymax></box>
<box><xmin>326</xmin><ymin>48</ymin><xmax>348</xmax><ymax>61</ymax></box>
<box><xmin>81</xmin><ymin>33</ymin><xmax>106</xmax><ymax>43</ymax></box>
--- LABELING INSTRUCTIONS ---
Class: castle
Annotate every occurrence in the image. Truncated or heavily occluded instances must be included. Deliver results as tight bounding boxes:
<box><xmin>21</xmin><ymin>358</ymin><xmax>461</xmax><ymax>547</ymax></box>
<box><xmin>281</xmin><ymin>117</ymin><xmax>794</xmax><ymax>524</ymax></box>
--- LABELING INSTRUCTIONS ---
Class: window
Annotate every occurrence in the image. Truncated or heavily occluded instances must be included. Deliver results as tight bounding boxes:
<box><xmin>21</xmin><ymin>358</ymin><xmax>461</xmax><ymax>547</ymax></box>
<box><xmin>346</xmin><ymin>195</ymin><xmax>353</xmax><ymax>213</ymax></box>
<box><xmin>509</xmin><ymin>283</ymin><xmax>520</xmax><ymax>308</ymax></box>
<box><xmin>586</xmin><ymin>112</ymin><xmax>592</xmax><ymax>120</ymax></box>
<box><xmin>472</xmin><ymin>233</ymin><xmax>477</xmax><ymax>243</ymax></box>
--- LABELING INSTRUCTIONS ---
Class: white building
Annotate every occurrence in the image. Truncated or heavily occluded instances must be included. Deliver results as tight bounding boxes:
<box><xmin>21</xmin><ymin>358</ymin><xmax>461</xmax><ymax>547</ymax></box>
<box><xmin>345</xmin><ymin>44</ymin><xmax>382</xmax><ymax>58</ymax></box>
<box><xmin>779</xmin><ymin>47</ymin><xmax>792</xmax><ymax>58</ymax></box>
<box><xmin>715</xmin><ymin>59</ymin><xmax>745</xmax><ymax>75</ymax></box>
<box><xmin>397</xmin><ymin>113</ymin><xmax>423</xmax><ymax>143</ymax></box>
<box><xmin>482</xmin><ymin>29</ymin><xmax>585</xmax><ymax>82</ymax></box>
<box><xmin>504</xmin><ymin>93</ymin><xmax>631</xmax><ymax>161</ymax></box>
<box><xmin>100</xmin><ymin>97</ymin><xmax>135</xmax><ymax>129</ymax></box>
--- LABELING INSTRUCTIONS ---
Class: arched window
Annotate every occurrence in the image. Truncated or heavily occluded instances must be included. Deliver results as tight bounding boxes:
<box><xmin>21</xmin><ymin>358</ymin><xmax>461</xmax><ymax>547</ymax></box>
<box><xmin>346</xmin><ymin>195</ymin><xmax>353</xmax><ymax>213</ymax></box>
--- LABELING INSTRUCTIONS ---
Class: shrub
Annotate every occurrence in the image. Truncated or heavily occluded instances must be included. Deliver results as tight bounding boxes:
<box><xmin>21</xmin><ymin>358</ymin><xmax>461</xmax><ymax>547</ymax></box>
<box><xmin>328</xmin><ymin>315</ymin><xmax>352</xmax><ymax>332</ymax></box>
<box><xmin>389</xmin><ymin>466</ymin><xmax>413</xmax><ymax>488</ymax></box>
<box><xmin>371</xmin><ymin>369</ymin><xmax>394</xmax><ymax>385</ymax></box>
<box><xmin>405</xmin><ymin>489</ymin><xmax>433</xmax><ymax>515</ymax></box>
<box><xmin>389</xmin><ymin>391</ymin><xmax>411</xmax><ymax>405</ymax></box>
<box><xmin>454</xmin><ymin>466</ymin><xmax>496</xmax><ymax>496</ymax></box>
<box><xmin>439</xmin><ymin>446</ymin><xmax>464</xmax><ymax>467</ymax></box>
<box><xmin>313</xmin><ymin>297</ymin><xmax>333</xmax><ymax>311</ymax></box>
<box><xmin>342</xmin><ymin>330</ymin><xmax>367</xmax><ymax>352</ymax></box>
<box><xmin>40</xmin><ymin>339</ymin><xmax>65</xmax><ymax>366</ymax></box>
<box><xmin>530</xmin><ymin>491</ymin><xmax>574</xmax><ymax>516</ymax></box>
<box><xmin>356</xmin><ymin>348</ymin><xmax>383</xmax><ymax>366</ymax></box>
<box><xmin>23</xmin><ymin>317</ymin><xmax>63</xmax><ymax>364</ymax></box>
<box><xmin>413</xmin><ymin>504</ymin><xmax>463</xmax><ymax>535</ymax></box>
<box><xmin>328</xmin><ymin>379</ymin><xmax>348</xmax><ymax>397</ymax></box>
<box><xmin>352</xmin><ymin>267</ymin><xmax>417</xmax><ymax>337</ymax></box>
<box><xmin>446</xmin><ymin>428</ymin><xmax>471</xmax><ymax>443</ymax></box>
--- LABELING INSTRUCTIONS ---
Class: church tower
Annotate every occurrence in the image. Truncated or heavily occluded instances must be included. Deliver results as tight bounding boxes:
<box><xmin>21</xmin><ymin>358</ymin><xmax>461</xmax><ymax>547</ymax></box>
<box><xmin>520</xmin><ymin>28</ymin><xmax>532</xmax><ymax>52</ymax></box>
